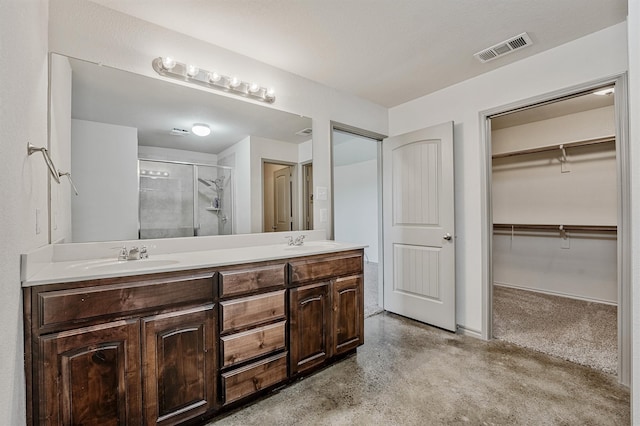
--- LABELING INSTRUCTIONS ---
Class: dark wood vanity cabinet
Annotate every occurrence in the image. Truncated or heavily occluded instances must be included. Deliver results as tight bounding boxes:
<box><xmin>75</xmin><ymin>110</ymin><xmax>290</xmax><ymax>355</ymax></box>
<box><xmin>289</xmin><ymin>281</ymin><xmax>332</xmax><ymax>374</ymax></box>
<box><xmin>24</xmin><ymin>249</ymin><xmax>364</xmax><ymax>425</ymax></box>
<box><xmin>217</xmin><ymin>262</ymin><xmax>288</xmax><ymax>406</ymax></box>
<box><xmin>288</xmin><ymin>251</ymin><xmax>364</xmax><ymax>376</ymax></box>
<box><xmin>142</xmin><ymin>304</ymin><xmax>216</xmax><ymax>425</ymax></box>
<box><xmin>40</xmin><ymin>319</ymin><xmax>143</xmax><ymax>425</ymax></box>
<box><xmin>25</xmin><ymin>271</ymin><xmax>216</xmax><ymax>426</ymax></box>
<box><xmin>332</xmin><ymin>275</ymin><xmax>364</xmax><ymax>355</ymax></box>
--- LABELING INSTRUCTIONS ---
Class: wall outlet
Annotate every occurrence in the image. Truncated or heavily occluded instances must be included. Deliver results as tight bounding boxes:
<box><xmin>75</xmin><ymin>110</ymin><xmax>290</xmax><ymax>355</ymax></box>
<box><xmin>319</xmin><ymin>208</ymin><xmax>328</xmax><ymax>223</ymax></box>
<box><xmin>316</xmin><ymin>186</ymin><xmax>327</xmax><ymax>201</ymax></box>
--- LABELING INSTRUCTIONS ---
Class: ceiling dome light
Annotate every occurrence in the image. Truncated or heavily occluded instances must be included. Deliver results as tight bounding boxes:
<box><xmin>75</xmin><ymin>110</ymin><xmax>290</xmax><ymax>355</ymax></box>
<box><xmin>593</xmin><ymin>87</ymin><xmax>615</xmax><ymax>96</ymax></box>
<box><xmin>230</xmin><ymin>76</ymin><xmax>241</xmax><ymax>88</ymax></box>
<box><xmin>186</xmin><ymin>64</ymin><xmax>200</xmax><ymax>78</ymax></box>
<box><xmin>191</xmin><ymin>123</ymin><xmax>211</xmax><ymax>137</ymax></box>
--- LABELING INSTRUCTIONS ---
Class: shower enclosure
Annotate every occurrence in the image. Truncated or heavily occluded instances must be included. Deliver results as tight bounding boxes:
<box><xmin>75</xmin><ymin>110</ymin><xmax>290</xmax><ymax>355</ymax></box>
<box><xmin>138</xmin><ymin>159</ymin><xmax>233</xmax><ymax>239</ymax></box>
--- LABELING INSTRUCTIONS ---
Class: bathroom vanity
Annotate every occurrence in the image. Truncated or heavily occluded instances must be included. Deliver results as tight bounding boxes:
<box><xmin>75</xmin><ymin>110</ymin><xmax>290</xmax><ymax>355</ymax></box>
<box><xmin>22</xmin><ymin>236</ymin><xmax>364</xmax><ymax>425</ymax></box>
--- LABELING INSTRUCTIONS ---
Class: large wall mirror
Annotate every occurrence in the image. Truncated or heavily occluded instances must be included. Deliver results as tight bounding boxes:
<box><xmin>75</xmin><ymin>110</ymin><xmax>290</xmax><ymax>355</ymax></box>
<box><xmin>49</xmin><ymin>53</ymin><xmax>313</xmax><ymax>244</ymax></box>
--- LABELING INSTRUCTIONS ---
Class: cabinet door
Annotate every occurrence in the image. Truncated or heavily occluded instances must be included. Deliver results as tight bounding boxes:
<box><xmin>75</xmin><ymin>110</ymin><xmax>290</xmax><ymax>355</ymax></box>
<box><xmin>332</xmin><ymin>275</ymin><xmax>364</xmax><ymax>355</ymax></box>
<box><xmin>40</xmin><ymin>319</ymin><xmax>142</xmax><ymax>425</ymax></box>
<box><xmin>289</xmin><ymin>282</ymin><xmax>331</xmax><ymax>375</ymax></box>
<box><xmin>142</xmin><ymin>304</ymin><xmax>216</xmax><ymax>426</ymax></box>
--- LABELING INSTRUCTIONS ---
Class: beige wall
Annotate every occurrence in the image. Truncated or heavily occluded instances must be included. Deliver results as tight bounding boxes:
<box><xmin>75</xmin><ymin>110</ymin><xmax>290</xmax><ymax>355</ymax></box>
<box><xmin>0</xmin><ymin>0</ymin><xmax>49</xmax><ymax>423</ymax></box>
<box><xmin>389</xmin><ymin>22</ymin><xmax>628</xmax><ymax>335</ymax></box>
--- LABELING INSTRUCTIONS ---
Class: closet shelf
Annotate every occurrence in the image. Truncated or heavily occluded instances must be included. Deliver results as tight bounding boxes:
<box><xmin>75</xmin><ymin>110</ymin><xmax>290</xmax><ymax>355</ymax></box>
<box><xmin>493</xmin><ymin>223</ymin><xmax>617</xmax><ymax>233</ymax></box>
<box><xmin>491</xmin><ymin>136</ymin><xmax>615</xmax><ymax>159</ymax></box>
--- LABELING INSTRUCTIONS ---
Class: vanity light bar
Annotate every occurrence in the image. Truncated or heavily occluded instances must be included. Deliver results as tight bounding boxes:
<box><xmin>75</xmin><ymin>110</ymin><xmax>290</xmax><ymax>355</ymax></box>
<box><xmin>152</xmin><ymin>57</ymin><xmax>275</xmax><ymax>103</ymax></box>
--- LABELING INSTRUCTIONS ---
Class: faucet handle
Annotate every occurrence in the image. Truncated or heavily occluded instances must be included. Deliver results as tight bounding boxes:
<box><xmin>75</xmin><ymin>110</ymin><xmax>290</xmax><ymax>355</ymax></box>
<box><xmin>112</xmin><ymin>246</ymin><xmax>128</xmax><ymax>261</ymax></box>
<box><xmin>140</xmin><ymin>245</ymin><xmax>149</xmax><ymax>259</ymax></box>
<box><xmin>284</xmin><ymin>236</ymin><xmax>294</xmax><ymax>246</ymax></box>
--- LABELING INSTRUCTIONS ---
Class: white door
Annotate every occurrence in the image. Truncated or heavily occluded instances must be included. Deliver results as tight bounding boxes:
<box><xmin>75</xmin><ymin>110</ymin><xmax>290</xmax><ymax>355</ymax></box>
<box><xmin>383</xmin><ymin>122</ymin><xmax>456</xmax><ymax>331</ymax></box>
<box><xmin>274</xmin><ymin>166</ymin><xmax>293</xmax><ymax>232</ymax></box>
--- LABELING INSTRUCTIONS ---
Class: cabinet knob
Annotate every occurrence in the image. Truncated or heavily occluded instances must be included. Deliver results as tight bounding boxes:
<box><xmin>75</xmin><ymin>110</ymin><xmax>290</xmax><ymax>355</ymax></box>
<box><xmin>443</xmin><ymin>233</ymin><xmax>453</xmax><ymax>241</ymax></box>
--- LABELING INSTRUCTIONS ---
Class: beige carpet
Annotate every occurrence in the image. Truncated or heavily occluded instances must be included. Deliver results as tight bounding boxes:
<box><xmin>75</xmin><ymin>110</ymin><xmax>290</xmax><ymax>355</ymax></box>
<box><xmin>493</xmin><ymin>285</ymin><xmax>617</xmax><ymax>375</ymax></box>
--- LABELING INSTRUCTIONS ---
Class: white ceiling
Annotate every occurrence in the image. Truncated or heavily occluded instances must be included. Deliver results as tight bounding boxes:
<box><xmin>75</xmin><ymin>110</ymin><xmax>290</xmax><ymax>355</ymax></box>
<box><xmin>89</xmin><ymin>0</ymin><xmax>627</xmax><ymax>107</ymax></box>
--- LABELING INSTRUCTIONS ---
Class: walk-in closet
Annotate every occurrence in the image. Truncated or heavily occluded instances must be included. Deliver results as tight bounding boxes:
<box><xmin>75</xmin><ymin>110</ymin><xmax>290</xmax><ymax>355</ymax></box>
<box><xmin>491</xmin><ymin>87</ymin><xmax>618</xmax><ymax>374</ymax></box>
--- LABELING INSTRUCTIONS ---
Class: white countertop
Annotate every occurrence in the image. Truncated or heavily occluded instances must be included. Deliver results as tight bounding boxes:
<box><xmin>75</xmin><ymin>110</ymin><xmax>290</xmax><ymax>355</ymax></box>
<box><xmin>22</xmin><ymin>239</ymin><xmax>366</xmax><ymax>287</ymax></box>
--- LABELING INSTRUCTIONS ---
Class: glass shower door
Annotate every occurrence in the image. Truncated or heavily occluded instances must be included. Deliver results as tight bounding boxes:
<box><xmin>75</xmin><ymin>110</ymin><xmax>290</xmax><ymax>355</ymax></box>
<box><xmin>139</xmin><ymin>160</ymin><xmax>194</xmax><ymax>239</ymax></box>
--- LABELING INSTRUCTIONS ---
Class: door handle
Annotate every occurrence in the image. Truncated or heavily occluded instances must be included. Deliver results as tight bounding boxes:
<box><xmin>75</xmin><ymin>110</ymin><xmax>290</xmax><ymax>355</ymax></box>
<box><xmin>443</xmin><ymin>233</ymin><xmax>452</xmax><ymax>241</ymax></box>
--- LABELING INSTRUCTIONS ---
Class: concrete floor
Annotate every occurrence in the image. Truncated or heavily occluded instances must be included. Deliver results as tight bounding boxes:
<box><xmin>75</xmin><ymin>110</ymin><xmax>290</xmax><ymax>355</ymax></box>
<box><xmin>211</xmin><ymin>313</ymin><xmax>629</xmax><ymax>425</ymax></box>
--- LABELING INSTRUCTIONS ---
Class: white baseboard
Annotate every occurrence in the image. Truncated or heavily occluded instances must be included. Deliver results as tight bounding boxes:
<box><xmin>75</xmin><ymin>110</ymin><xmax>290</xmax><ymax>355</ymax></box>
<box><xmin>493</xmin><ymin>282</ymin><xmax>617</xmax><ymax>306</ymax></box>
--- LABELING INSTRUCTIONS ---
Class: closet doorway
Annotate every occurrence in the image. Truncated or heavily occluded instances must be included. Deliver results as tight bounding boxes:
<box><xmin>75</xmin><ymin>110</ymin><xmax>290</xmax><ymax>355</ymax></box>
<box><xmin>482</xmin><ymin>75</ymin><xmax>630</xmax><ymax>385</ymax></box>
<box><xmin>331</xmin><ymin>124</ymin><xmax>385</xmax><ymax>318</ymax></box>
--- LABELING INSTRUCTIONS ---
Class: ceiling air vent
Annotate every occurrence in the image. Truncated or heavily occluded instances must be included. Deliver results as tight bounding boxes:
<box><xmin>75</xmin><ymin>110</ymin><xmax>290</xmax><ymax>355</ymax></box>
<box><xmin>296</xmin><ymin>128</ymin><xmax>313</xmax><ymax>136</ymax></box>
<box><xmin>474</xmin><ymin>32</ymin><xmax>533</xmax><ymax>63</ymax></box>
<box><xmin>170</xmin><ymin>128</ymin><xmax>190</xmax><ymax>136</ymax></box>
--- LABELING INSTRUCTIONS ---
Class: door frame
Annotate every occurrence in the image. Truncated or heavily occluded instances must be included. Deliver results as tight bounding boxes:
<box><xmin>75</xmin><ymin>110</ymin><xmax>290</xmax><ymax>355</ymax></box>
<box><xmin>301</xmin><ymin>161</ymin><xmax>313</xmax><ymax>230</ymax></box>
<box><xmin>479</xmin><ymin>73</ymin><xmax>630</xmax><ymax>385</ymax></box>
<box><xmin>330</xmin><ymin>121</ymin><xmax>387</xmax><ymax>309</ymax></box>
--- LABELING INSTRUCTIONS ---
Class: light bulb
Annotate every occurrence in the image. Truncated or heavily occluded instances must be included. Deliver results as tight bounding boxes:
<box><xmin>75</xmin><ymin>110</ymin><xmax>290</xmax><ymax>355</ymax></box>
<box><xmin>230</xmin><ymin>77</ymin><xmax>241</xmax><ymax>88</ymax></box>
<box><xmin>208</xmin><ymin>72</ymin><xmax>221</xmax><ymax>83</ymax></box>
<box><xmin>161</xmin><ymin>57</ymin><xmax>176</xmax><ymax>70</ymax></box>
<box><xmin>266</xmin><ymin>87</ymin><xmax>276</xmax><ymax>98</ymax></box>
<box><xmin>186</xmin><ymin>64</ymin><xmax>200</xmax><ymax>78</ymax></box>
<box><xmin>249</xmin><ymin>83</ymin><xmax>260</xmax><ymax>93</ymax></box>
<box><xmin>192</xmin><ymin>123</ymin><xmax>211</xmax><ymax>137</ymax></box>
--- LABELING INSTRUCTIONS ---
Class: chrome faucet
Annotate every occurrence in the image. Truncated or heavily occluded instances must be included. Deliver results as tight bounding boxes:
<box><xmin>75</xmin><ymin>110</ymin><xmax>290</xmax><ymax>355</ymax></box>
<box><xmin>115</xmin><ymin>245</ymin><xmax>149</xmax><ymax>261</ymax></box>
<box><xmin>285</xmin><ymin>235</ymin><xmax>306</xmax><ymax>246</ymax></box>
<box><xmin>127</xmin><ymin>246</ymin><xmax>141</xmax><ymax>260</ymax></box>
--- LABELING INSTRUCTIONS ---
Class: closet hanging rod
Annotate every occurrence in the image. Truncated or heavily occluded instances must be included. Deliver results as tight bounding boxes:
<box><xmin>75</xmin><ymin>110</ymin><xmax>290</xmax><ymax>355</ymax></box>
<box><xmin>493</xmin><ymin>223</ymin><xmax>617</xmax><ymax>233</ymax></box>
<box><xmin>491</xmin><ymin>136</ymin><xmax>615</xmax><ymax>159</ymax></box>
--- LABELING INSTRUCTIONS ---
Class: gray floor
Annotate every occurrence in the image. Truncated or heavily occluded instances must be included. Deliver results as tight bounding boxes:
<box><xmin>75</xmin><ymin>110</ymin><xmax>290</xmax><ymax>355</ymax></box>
<box><xmin>212</xmin><ymin>313</ymin><xmax>629</xmax><ymax>425</ymax></box>
<box><xmin>363</xmin><ymin>261</ymin><xmax>383</xmax><ymax>318</ymax></box>
<box><xmin>493</xmin><ymin>285</ymin><xmax>618</xmax><ymax>374</ymax></box>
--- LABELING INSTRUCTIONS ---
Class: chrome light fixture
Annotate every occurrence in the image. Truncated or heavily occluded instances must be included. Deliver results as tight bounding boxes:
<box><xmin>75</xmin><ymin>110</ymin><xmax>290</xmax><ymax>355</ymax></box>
<box><xmin>152</xmin><ymin>56</ymin><xmax>276</xmax><ymax>103</ymax></box>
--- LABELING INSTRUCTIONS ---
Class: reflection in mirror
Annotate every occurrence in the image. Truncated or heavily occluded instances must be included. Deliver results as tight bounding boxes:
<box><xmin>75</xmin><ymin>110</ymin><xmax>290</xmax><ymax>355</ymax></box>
<box><xmin>49</xmin><ymin>53</ymin><xmax>312</xmax><ymax>243</ymax></box>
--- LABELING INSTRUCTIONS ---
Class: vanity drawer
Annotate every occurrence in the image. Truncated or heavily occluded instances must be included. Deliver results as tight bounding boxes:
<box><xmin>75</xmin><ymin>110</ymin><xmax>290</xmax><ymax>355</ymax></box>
<box><xmin>221</xmin><ymin>321</ymin><xmax>286</xmax><ymax>367</ymax></box>
<box><xmin>221</xmin><ymin>352</ymin><xmax>288</xmax><ymax>405</ymax></box>
<box><xmin>220</xmin><ymin>290</ymin><xmax>285</xmax><ymax>333</ymax></box>
<box><xmin>219</xmin><ymin>263</ymin><xmax>286</xmax><ymax>298</ymax></box>
<box><xmin>289</xmin><ymin>252</ymin><xmax>363</xmax><ymax>285</ymax></box>
<box><xmin>37</xmin><ymin>273</ymin><xmax>215</xmax><ymax>329</ymax></box>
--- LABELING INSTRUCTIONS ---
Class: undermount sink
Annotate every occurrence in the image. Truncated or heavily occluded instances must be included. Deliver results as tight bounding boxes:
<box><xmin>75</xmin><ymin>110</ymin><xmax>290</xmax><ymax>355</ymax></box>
<box><xmin>68</xmin><ymin>258</ymin><xmax>180</xmax><ymax>273</ymax></box>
